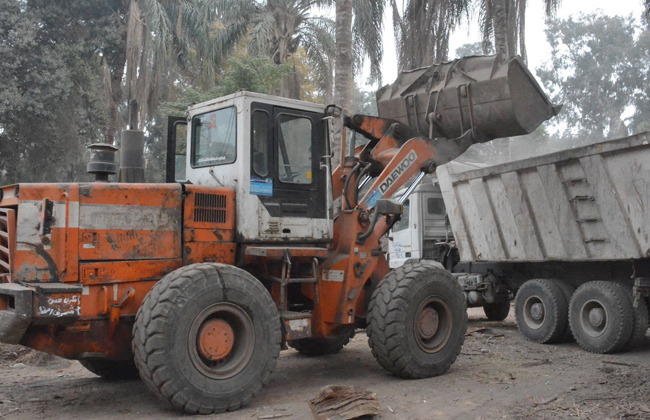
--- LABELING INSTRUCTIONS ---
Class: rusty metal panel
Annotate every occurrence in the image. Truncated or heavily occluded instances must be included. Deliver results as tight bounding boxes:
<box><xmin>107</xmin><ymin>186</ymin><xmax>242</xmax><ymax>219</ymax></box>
<box><xmin>282</xmin><ymin>311</ymin><xmax>312</xmax><ymax>341</ymax></box>
<box><xmin>79</xmin><ymin>259</ymin><xmax>182</xmax><ymax>285</ymax></box>
<box><xmin>183</xmin><ymin>242</ymin><xmax>236</xmax><ymax>265</ymax></box>
<box><xmin>12</xmin><ymin>184</ymin><xmax>80</xmax><ymax>283</ymax></box>
<box><xmin>78</xmin><ymin>183</ymin><xmax>182</xmax><ymax>261</ymax></box>
<box><xmin>0</xmin><ymin>208</ymin><xmax>15</xmax><ymax>277</ymax></box>
<box><xmin>438</xmin><ymin>131</ymin><xmax>650</xmax><ymax>262</ymax></box>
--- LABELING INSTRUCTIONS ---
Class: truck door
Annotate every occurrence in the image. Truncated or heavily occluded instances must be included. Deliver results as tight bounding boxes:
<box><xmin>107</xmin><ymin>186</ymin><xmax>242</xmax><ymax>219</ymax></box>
<box><xmin>250</xmin><ymin>102</ymin><xmax>327</xmax><ymax>221</ymax></box>
<box><xmin>388</xmin><ymin>199</ymin><xmax>412</xmax><ymax>268</ymax></box>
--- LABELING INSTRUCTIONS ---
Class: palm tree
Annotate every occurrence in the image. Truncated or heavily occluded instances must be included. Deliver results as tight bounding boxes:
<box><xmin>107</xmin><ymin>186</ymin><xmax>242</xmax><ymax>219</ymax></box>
<box><xmin>477</xmin><ymin>0</ymin><xmax>560</xmax><ymax>61</ymax></box>
<box><xmin>212</xmin><ymin>0</ymin><xmax>336</xmax><ymax>99</ymax></box>
<box><xmin>391</xmin><ymin>0</ymin><xmax>471</xmax><ymax>69</ymax></box>
<box><xmin>102</xmin><ymin>0</ymin><xmax>240</xmax><ymax>144</ymax></box>
<box><xmin>334</xmin><ymin>0</ymin><xmax>384</xmax><ymax>110</ymax></box>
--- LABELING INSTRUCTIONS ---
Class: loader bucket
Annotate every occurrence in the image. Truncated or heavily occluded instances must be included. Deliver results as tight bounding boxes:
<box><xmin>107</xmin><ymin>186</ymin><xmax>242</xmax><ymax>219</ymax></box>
<box><xmin>376</xmin><ymin>55</ymin><xmax>560</xmax><ymax>142</ymax></box>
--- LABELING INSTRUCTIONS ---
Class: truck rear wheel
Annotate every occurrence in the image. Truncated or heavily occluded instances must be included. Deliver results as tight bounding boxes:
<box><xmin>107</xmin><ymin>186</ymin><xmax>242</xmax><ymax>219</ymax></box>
<box><xmin>569</xmin><ymin>281</ymin><xmax>633</xmax><ymax>354</ymax></box>
<box><xmin>79</xmin><ymin>359</ymin><xmax>139</xmax><ymax>380</ymax></box>
<box><xmin>132</xmin><ymin>263</ymin><xmax>281</xmax><ymax>414</ymax></box>
<box><xmin>514</xmin><ymin>279</ymin><xmax>568</xmax><ymax>344</ymax></box>
<box><xmin>553</xmin><ymin>280</ymin><xmax>576</xmax><ymax>341</ymax></box>
<box><xmin>288</xmin><ymin>326</ymin><xmax>355</xmax><ymax>356</ymax></box>
<box><xmin>483</xmin><ymin>301</ymin><xmax>510</xmax><ymax>321</ymax></box>
<box><xmin>367</xmin><ymin>261</ymin><xmax>467</xmax><ymax>379</ymax></box>
<box><xmin>616</xmin><ymin>284</ymin><xmax>648</xmax><ymax>351</ymax></box>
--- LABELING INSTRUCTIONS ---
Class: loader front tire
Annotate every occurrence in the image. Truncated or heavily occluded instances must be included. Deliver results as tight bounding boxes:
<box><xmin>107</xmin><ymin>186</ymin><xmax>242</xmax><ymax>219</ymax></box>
<box><xmin>132</xmin><ymin>263</ymin><xmax>281</xmax><ymax>414</ymax></box>
<box><xmin>79</xmin><ymin>359</ymin><xmax>139</xmax><ymax>380</ymax></box>
<box><xmin>367</xmin><ymin>261</ymin><xmax>467</xmax><ymax>379</ymax></box>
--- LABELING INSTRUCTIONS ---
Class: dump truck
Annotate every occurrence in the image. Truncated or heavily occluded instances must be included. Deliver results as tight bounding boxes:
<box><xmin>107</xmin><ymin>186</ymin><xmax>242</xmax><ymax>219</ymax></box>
<box><xmin>0</xmin><ymin>54</ymin><xmax>557</xmax><ymax>414</ymax></box>
<box><xmin>388</xmin><ymin>132</ymin><xmax>650</xmax><ymax>354</ymax></box>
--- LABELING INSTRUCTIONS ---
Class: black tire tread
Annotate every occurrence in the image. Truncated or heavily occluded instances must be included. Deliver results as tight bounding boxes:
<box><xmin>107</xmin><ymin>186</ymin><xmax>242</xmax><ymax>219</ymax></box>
<box><xmin>79</xmin><ymin>359</ymin><xmax>139</xmax><ymax>380</ymax></box>
<box><xmin>569</xmin><ymin>281</ymin><xmax>634</xmax><ymax>354</ymax></box>
<box><xmin>617</xmin><ymin>284</ymin><xmax>649</xmax><ymax>351</ymax></box>
<box><xmin>289</xmin><ymin>327</ymin><xmax>355</xmax><ymax>356</ymax></box>
<box><xmin>132</xmin><ymin>263</ymin><xmax>281</xmax><ymax>414</ymax></box>
<box><xmin>549</xmin><ymin>280</ymin><xmax>575</xmax><ymax>342</ymax></box>
<box><xmin>367</xmin><ymin>260</ymin><xmax>467</xmax><ymax>379</ymax></box>
<box><xmin>514</xmin><ymin>279</ymin><xmax>568</xmax><ymax>344</ymax></box>
<box><xmin>483</xmin><ymin>301</ymin><xmax>510</xmax><ymax>321</ymax></box>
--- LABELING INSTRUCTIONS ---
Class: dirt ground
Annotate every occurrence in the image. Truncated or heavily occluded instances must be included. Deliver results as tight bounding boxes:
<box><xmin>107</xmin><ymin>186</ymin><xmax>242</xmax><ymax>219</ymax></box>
<box><xmin>1</xmin><ymin>307</ymin><xmax>649</xmax><ymax>420</ymax></box>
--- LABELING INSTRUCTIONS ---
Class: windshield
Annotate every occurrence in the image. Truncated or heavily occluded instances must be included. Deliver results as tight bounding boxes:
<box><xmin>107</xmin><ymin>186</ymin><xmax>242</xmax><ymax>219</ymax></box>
<box><xmin>192</xmin><ymin>107</ymin><xmax>237</xmax><ymax>167</ymax></box>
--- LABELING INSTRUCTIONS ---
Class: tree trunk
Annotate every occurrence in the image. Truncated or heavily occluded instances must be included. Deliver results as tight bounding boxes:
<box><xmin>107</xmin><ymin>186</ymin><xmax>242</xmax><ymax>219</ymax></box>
<box><xmin>493</xmin><ymin>0</ymin><xmax>510</xmax><ymax>59</ymax></box>
<box><xmin>333</xmin><ymin>0</ymin><xmax>353</xmax><ymax>168</ymax></box>
<box><xmin>103</xmin><ymin>0</ymin><xmax>129</xmax><ymax>145</ymax></box>
<box><xmin>607</xmin><ymin>109</ymin><xmax>627</xmax><ymax>139</ymax></box>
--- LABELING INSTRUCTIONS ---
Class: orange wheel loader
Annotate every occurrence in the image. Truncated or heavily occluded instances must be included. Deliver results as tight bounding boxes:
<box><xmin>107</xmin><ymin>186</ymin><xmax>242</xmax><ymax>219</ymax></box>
<box><xmin>0</xmin><ymin>55</ymin><xmax>557</xmax><ymax>413</ymax></box>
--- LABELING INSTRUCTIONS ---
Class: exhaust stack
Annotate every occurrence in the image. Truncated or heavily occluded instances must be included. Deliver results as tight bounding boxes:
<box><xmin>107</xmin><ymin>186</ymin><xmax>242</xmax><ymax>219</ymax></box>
<box><xmin>119</xmin><ymin>100</ymin><xmax>145</xmax><ymax>183</ymax></box>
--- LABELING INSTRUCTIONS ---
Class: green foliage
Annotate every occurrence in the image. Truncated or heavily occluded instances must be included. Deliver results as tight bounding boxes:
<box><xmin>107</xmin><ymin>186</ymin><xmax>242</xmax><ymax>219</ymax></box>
<box><xmin>392</xmin><ymin>0</ymin><xmax>470</xmax><ymax>68</ymax></box>
<box><xmin>455</xmin><ymin>42</ymin><xmax>494</xmax><ymax>57</ymax></box>
<box><xmin>0</xmin><ymin>0</ymin><xmax>107</xmax><ymax>184</ymax></box>
<box><xmin>161</xmin><ymin>55</ymin><xmax>290</xmax><ymax>116</ymax></box>
<box><xmin>538</xmin><ymin>13</ymin><xmax>650</xmax><ymax>139</ymax></box>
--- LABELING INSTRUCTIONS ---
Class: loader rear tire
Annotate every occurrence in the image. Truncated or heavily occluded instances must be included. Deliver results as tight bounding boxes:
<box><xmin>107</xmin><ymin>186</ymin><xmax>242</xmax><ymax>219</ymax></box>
<box><xmin>79</xmin><ymin>359</ymin><xmax>139</xmax><ymax>380</ymax></box>
<box><xmin>288</xmin><ymin>326</ymin><xmax>355</xmax><ymax>356</ymax></box>
<box><xmin>367</xmin><ymin>261</ymin><xmax>467</xmax><ymax>379</ymax></box>
<box><xmin>132</xmin><ymin>263</ymin><xmax>281</xmax><ymax>414</ymax></box>
<box><xmin>483</xmin><ymin>301</ymin><xmax>510</xmax><ymax>321</ymax></box>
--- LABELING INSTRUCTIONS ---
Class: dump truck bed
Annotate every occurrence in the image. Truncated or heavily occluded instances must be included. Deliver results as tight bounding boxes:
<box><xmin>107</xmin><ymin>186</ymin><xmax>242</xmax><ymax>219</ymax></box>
<box><xmin>437</xmin><ymin>131</ymin><xmax>650</xmax><ymax>262</ymax></box>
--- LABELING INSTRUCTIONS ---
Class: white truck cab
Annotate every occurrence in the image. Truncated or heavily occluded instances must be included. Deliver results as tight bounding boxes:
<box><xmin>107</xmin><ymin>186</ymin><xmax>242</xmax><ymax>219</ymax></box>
<box><xmin>388</xmin><ymin>177</ymin><xmax>452</xmax><ymax>268</ymax></box>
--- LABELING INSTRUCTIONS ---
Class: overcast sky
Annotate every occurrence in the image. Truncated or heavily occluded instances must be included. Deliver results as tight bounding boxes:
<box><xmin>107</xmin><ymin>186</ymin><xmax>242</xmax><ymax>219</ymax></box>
<box><xmin>371</xmin><ymin>0</ymin><xmax>645</xmax><ymax>88</ymax></box>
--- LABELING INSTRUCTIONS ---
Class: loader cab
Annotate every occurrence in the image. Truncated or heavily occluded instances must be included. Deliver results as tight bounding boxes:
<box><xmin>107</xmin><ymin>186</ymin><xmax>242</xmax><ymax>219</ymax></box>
<box><xmin>388</xmin><ymin>178</ymin><xmax>449</xmax><ymax>268</ymax></box>
<box><xmin>167</xmin><ymin>91</ymin><xmax>332</xmax><ymax>243</ymax></box>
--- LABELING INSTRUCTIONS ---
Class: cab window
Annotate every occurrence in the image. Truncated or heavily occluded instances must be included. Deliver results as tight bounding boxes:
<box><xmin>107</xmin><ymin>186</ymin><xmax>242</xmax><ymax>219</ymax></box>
<box><xmin>192</xmin><ymin>107</ymin><xmax>237</xmax><ymax>167</ymax></box>
<box><xmin>277</xmin><ymin>115</ymin><xmax>312</xmax><ymax>184</ymax></box>
<box><xmin>427</xmin><ymin>197</ymin><xmax>446</xmax><ymax>216</ymax></box>
<box><xmin>252</xmin><ymin>111</ymin><xmax>270</xmax><ymax>177</ymax></box>
<box><xmin>392</xmin><ymin>199</ymin><xmax>410</xmax><ymax>232</ymax></box>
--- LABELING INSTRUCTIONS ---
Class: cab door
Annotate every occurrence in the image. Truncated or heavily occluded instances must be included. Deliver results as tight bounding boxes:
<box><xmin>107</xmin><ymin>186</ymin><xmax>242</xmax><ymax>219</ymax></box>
<box><xmin>250</xmin><ymin>102</ymin><xmax>327</xmax><ymax>223</ymax></box>
<box><xmin>388</xmin><ymin>199</ymin><xmax>412</xmax><ymax>268</ymax></box>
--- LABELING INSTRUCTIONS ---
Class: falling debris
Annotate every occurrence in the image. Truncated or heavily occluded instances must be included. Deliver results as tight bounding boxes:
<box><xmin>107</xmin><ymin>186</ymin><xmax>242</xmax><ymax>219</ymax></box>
<box><xmin>309</xmin><ymin>385</ymin><xmax>380</xmax><ymax>420</ymax></box>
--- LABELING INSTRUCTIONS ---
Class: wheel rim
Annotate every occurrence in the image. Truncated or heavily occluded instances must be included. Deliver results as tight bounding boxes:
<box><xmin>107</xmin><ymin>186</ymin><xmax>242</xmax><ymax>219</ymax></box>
<box><xmin>414</xmin><ymin>296</ymin><xmax>452</xmax><ymax>353</ymax></box>
<box><xmin>188</xmin><ymin>302</ymin><xmax>255</xmax><ymax>379</ymax></box>
<box><xmin>579</xmin><ymin>299</ymin><xmax>609</xmax><ymax>338</ymax></box>
<box><xmin>522</xmin><ymin>296</ymin><xmax>545</xmax><ymax>329</ymax></box>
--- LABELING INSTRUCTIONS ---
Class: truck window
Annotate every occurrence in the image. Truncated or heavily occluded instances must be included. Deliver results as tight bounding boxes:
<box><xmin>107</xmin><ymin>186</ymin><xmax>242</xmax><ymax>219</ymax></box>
<box><xmin>192</xmin><ymin>107</ymin><xmax>237</xmax><ymax>167</ymax></box>
<box><xmin>252</xmin><ymin>110</ymin><xmax>269</xmax><ymax>177</ymax></box>
<box><xmin>427</xmin><ymin>197</ymin><xmax>446</xmax><ymax>216</ymax></box>
<box><xmin>392</xmin><ymin>199</ymin><xmax>410</xmax><ymax>231</ymax></box>
<box><xmin>277</xmin><ymin>115</ymin><xmax>312</xmax><ymax>184</ymax></box>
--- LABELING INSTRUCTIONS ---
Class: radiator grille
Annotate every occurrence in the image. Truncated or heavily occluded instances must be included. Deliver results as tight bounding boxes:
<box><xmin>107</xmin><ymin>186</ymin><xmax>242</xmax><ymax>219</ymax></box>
<box><xmin>0</xmin><ymin>209</ymin><xmax>14</xmax><ymax>275</ymax></box>
<box><xmin>194</xmin><ymin>193</ymin><xmax>227</xmax><ymax>224</ymax></box>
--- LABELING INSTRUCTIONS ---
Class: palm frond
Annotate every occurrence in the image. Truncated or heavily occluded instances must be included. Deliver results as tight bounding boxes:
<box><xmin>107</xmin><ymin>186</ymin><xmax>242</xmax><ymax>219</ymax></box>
<box><xmin>352</xmin><ymin>0</ymin><xmax>384</xmax><ymax>84</ymax></box>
